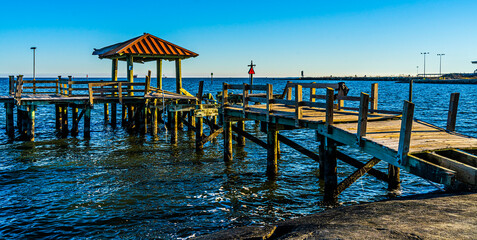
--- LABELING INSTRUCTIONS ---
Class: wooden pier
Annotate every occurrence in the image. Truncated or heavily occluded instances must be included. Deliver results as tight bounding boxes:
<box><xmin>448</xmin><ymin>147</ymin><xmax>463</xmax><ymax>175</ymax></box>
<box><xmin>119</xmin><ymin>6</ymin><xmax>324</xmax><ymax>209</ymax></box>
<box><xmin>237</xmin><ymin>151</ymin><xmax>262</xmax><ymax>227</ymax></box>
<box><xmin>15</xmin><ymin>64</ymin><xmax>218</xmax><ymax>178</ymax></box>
<box><xmin>221</xmin><ymin>82</ymin><xmax>477</xmax><ymax>203</ymax></box>
<box><xmin>2</xmin><ymin>33</ymin><xmax>477</xmax><ymax>205</ymax></box>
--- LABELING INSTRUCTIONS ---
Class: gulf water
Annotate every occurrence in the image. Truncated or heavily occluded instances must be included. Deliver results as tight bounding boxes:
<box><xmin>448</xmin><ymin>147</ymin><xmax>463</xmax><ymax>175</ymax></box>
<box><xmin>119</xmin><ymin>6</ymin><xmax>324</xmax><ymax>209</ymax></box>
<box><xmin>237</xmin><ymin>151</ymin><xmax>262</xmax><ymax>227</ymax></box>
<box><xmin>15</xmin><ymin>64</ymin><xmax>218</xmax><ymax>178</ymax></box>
<box><xmin>1</xmin><ymin>77</ymin><xmax>476</xmax><ymax>239</ymax></box>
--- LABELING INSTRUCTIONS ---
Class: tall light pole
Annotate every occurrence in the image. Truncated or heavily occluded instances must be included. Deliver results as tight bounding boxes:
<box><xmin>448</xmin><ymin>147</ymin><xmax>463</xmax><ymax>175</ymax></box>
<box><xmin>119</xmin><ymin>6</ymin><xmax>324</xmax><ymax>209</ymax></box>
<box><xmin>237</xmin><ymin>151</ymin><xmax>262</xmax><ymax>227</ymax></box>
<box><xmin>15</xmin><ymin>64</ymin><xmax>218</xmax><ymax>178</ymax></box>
<box><xmin>416</xmin><ymin>66</ymin><xmax>419</xmax><ymax>76</ymax></box>
<box><xmin>31</xmin><ymin>47</ymin><xmax>37</xmax><ymax>80</ymax></box>
<box><xmin>421</xmin><ymin>52</ymin><xmax>429</xmax><ymax>78</ymax></box>
<box><xmin>437</xmin><ymin>53</ymin><xmax>445</xmax><ymax>77</ymax></box>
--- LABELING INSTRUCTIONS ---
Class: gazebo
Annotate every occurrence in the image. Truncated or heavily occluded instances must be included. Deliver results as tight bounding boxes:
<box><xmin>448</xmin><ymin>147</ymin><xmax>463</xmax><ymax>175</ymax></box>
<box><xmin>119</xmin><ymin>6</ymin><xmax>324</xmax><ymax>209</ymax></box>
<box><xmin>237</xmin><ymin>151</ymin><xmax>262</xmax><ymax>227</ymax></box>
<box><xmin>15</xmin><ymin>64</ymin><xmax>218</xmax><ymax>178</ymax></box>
<box><xmin>92</xmin><ymin>33</ymin><xmax>199</xmax><ymax>93</ymax></box>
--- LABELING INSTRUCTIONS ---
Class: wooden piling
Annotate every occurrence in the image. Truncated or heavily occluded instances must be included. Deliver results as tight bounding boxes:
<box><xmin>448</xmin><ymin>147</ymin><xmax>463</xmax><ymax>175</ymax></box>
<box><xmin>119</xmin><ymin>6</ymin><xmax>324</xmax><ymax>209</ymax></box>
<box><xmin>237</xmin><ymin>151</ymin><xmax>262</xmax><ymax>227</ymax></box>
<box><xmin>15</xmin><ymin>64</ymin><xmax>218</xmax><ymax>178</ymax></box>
<box><xmin>71</xmin><ymin>106</ymin><xmax>79</xmax><ymax>137</ymax></box>
<box><xmin>323</xmin><ymin>137</ymin><xmax>338</xmax><ymax>204</ymax></box>
<box><xmin>111</xmin><ymin>103</ymin><xmax>117</xmax><ymax>129</ymax></box>
<box><xmin>84</xmin><ymin>106</ymin><xmax>91</xmax><ymax>138</ymax></box>
<box><xmin>397</xmin><ymin>101</ymin><xmax>415</xmax><ymax>165</ymax></box>
<box><xmin>357</xmin><ymin>92</ymin><xmax>369</xmax><ymax>146</ymax></box>
<box><xmin>104</xmin><ymin>103</ymin><xmax>109</xmax><ymax>125</ymax></box>
<box><xmin>62</xmin><ymin>104</ymin><xmax>68</xmax><ymax>136</ymax></box>
<box><xmin>295</xmin><ymin>84</ymin><xmax>303</xmax><ymax>127</ymax></box>
<box><xmin>325</xmin><ymin>87</ymin><xmax>334</xmax><ymax>132</ymax></box>
<box><xmin>237</xmin><ymin>120</ymin><xmax>246</xmax><ymax>147</ymax></box>
<box><xmin>170</xmin><ymin>111</ymin><xmax>178</xmax><ymax>144</ymax></box>
<box><xmin>17</xmin><ymin>108</ymin><xmax>23</xmax><ymax>133</ymax></box>
<box><xmin>318</xmin><ymin>134</ymin><xmax>325</xmax><ymax>180</ymax></box>
<box><xmin>122</xmin><ymin>104</ymin><xmax>127</xmax><ymax>126</ymax></box>
<box><xmin>446</xmin><ymin>93</ymin><xmax>459</xmax><ymax>132</ymax></box>
<box><xmin>55</xmin><ymin>104</ymin><xmax>61</xmax><ymax>130</ymax></box>
<box><xmin>388</xmin><ymin>165</ymin><xmax>401</xmax><ymax>191</ymax></box>
<box><xmin>6</xmin><ymin>103</ymin><xmax>14</xmax><ymax>139</ymax></box>
<box><xmin>27</xmin><ymin>106</ymin><xmax>35</xmax><ymax>141</ymax></box>
<box><xmin>267</xmin><ymin>123</ymin><xmax>279</xmax><ymax>178</ymax></box>
<box><xmin>152</xmin><ymin>101</ymin><xmax>158</xmax><ymax>138</ymax></box>
<box><xmin>370</xmin><ymin>83</ymin><xmax>378</xmax><ymax>113</ymax></box>
<box><xmin>224</xmin><ymin>118</ymin><xmax>233</xmax><ymax>162</ymax></box>
<box><xmin>195</xmin><ymin>105</ymin><xmax>204</xmax><ymax>151</ymax></box>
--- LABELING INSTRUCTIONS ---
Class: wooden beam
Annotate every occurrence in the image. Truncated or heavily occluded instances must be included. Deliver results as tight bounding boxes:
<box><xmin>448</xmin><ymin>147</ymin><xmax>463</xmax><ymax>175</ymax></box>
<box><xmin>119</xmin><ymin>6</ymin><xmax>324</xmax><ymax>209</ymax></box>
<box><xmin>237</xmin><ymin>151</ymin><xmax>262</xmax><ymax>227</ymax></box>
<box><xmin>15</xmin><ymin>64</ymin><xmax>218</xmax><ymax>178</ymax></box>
<box><xmin>446</xmin><ymin>92</ymin><xmax>459</xmax><ymax>131</ymax></box>
<box><xmin>336</xmin><ymin>151</ymin><xmax>389</xmax><ymax>182</ymax></box>
<box><xmin>200</xmin><ymin>128</ymin><xmax>224</xmax><ymax>146</ymax></box>
<box><xmin>397</xmin><ymin>101</ymin><xmax>415</xmax><ymax>165</ymax></box>
<box><xmin>231</xmin><ymin>124</ymin><xmax>268</xmax><ymax>149</ymax></box>
<box><xmin>424</xmin><ymin>152</ymin><xmax>477</xmax><ymax>185</ymax></box>
<box><xmin>277</xmin><ymin>133</ymin><xmax>320</xmax><ymax>161</ymax></box>
<box><xmin>437</xmin><ymin>149</ymin><xmax>477</xmax><ymax>168</ymax></box>
<box><xmin>335</xmin><ymin>157</ymin><xmax>381</xmax><ymax>195</ymax></box>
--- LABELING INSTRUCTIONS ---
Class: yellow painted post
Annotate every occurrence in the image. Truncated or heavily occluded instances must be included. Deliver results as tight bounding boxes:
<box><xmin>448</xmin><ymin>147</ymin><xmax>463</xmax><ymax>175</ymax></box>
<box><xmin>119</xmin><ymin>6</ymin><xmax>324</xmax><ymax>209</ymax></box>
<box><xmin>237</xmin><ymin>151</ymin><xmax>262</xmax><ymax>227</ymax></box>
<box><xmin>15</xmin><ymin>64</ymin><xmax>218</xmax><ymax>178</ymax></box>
<box><xmin>157</xmin><ymin>59</ymin><xmax>163</xmax><ymax>89</ymax></box>
<box><xmin>127</xmin><ymin>55</ymin><xmax>134</xmax><ymax>96</ymax></box>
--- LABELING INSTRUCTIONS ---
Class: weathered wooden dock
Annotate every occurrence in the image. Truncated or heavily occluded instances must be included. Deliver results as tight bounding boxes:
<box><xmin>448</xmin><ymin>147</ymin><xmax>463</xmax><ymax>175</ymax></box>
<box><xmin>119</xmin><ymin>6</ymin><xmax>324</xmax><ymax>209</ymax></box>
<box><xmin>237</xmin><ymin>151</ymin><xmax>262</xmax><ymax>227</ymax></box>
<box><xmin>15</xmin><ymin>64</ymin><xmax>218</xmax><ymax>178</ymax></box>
<box><xmin>2</xmin><ymin>32</ymin><xmax>477</xmax><ymax>205</ymax></box>
<box><xmin>221</xmin><ymin>82</ymin><xmax>477</xmax><ymax>202</ymax></box>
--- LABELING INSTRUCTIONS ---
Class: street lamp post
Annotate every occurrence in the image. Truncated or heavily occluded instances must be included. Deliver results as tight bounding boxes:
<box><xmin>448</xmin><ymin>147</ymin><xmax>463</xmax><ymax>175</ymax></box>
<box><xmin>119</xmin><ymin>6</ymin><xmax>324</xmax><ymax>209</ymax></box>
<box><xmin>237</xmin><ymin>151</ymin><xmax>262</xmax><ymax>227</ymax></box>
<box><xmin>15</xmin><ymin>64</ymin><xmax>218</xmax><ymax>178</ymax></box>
<box><xmin>31</xmin><ymin>47</ymin><xmax>36</xmax><ymax>80</ymax></box>
<box><xmin>31</xmin><ymin>47</ymin><xmax>37</xmax><ymax>94</ymax></box>
<box><xmin>437</xmin><ymin>53</ymin><xmax>445</xmax><ymax>77</ymax></box>
<box><xmin>421</xmin><ymin>52</ymin><xmax>429</xmax><ymax>78</ymax></box>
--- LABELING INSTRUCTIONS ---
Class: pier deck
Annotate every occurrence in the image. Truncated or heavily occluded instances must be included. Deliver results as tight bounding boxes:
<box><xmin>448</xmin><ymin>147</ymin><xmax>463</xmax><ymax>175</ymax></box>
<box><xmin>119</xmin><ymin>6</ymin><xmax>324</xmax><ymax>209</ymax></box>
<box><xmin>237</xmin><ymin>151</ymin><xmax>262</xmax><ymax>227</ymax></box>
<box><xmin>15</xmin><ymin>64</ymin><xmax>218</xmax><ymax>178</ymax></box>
<box><xmin>221</xmin><ymin>82</ymin><xmax>477</xmax><ymax>202</ymax></box>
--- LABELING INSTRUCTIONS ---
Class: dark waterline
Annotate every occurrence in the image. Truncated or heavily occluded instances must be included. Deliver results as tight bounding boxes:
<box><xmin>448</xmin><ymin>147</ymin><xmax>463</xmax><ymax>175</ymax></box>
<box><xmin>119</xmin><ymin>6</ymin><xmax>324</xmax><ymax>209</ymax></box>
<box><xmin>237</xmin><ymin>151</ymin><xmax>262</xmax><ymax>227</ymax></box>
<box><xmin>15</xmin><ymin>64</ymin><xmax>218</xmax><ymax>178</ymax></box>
<box><xmin>1</xmin><ymin>78</ymin><xmax>476</xmax><ymax>239</ymax></box>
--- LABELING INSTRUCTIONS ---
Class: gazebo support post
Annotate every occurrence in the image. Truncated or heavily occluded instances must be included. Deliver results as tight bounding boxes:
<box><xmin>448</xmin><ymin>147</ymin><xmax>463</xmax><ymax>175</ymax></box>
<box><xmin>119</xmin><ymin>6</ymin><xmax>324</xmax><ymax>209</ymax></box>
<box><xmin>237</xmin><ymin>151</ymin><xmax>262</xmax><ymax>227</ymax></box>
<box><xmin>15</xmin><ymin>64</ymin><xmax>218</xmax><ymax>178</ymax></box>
<box><xmin>157</xmin><ymin>59</ymin><xmax>162</xmax><ymax>89</ymax></box>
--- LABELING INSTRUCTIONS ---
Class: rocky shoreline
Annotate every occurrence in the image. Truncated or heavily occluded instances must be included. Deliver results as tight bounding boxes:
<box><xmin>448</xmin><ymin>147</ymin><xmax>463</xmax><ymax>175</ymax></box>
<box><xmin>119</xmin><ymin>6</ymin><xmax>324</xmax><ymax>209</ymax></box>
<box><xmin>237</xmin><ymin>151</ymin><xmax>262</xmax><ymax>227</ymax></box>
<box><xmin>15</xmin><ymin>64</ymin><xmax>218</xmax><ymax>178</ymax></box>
<box><xmin>194</xmin><ymin>192</ymin><xmax>477</xmax><ymax>239</ymax></box>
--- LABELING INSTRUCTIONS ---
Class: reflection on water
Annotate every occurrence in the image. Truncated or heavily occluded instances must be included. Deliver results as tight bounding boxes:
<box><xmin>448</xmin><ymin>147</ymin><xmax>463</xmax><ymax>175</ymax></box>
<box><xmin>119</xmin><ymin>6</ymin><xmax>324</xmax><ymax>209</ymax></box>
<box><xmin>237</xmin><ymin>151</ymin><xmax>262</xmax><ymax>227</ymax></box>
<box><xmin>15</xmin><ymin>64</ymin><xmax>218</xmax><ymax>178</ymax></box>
<box><xmin>1</xmin><ymin>78</ymin><xmax>476</xmax><ymax>238</ymax></box>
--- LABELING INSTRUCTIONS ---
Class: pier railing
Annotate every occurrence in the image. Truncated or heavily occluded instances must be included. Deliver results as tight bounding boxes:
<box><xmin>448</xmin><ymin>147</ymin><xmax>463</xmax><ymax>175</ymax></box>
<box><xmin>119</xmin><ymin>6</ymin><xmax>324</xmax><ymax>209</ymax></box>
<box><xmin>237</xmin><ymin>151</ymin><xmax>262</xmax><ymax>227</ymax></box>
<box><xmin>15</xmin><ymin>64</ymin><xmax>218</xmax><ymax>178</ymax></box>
<box><xmin>223</xmin><ymin>82</ymin><xmax>401</xmax><ymax>127</ymax></box>
<box><xmin>88</xmin><ymin>76</ymin><xmax>151</xmax><ymax>105</ymax></box>
<box><xmin>9</xmin><ymin>75</ymin><xmax>59</xmax><ymax>97</ymax></box>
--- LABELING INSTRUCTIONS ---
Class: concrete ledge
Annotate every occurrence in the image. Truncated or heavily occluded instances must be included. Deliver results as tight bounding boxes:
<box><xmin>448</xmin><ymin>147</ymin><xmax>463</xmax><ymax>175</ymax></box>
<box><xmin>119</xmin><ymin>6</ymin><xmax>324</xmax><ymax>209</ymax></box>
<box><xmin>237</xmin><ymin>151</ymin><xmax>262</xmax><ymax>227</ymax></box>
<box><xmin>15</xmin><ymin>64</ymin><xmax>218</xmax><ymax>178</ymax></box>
<box><xmin>195</xmin><ymin>192</ymin><xmax>477</xmax><ymax>239</ymax></box>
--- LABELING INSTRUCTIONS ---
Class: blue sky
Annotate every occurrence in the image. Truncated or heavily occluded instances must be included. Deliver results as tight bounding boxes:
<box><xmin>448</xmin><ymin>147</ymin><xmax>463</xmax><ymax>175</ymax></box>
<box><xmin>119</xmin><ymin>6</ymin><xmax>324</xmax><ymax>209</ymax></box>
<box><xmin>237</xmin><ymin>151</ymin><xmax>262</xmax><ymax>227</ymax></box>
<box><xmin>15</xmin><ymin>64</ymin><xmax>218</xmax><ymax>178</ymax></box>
<box><xmin>1</xmin><ymin>0</ymin><xmax>476</xmax><ymax>77</ymax></box>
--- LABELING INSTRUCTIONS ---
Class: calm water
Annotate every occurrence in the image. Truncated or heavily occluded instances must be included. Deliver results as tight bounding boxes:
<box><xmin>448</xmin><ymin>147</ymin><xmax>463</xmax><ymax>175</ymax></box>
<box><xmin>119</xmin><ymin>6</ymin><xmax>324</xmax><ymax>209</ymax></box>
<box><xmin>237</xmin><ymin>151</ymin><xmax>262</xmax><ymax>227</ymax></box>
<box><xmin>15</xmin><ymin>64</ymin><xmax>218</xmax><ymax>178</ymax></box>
<box><xmin>1</xmin><ymin>77</ymin><xmax>477</xmax><ymax>239</ymax></box>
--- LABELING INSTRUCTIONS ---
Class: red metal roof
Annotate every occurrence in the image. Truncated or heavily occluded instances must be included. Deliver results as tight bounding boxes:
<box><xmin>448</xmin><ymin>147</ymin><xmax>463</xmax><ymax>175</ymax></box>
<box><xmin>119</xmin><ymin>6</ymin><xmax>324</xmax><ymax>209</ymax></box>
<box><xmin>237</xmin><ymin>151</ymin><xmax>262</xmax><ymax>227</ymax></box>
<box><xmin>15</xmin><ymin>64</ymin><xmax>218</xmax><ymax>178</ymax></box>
<box><xmin>93</xmin><ymin>33</ymin><xmax>198</xmax><ymax>60</ymax></box>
